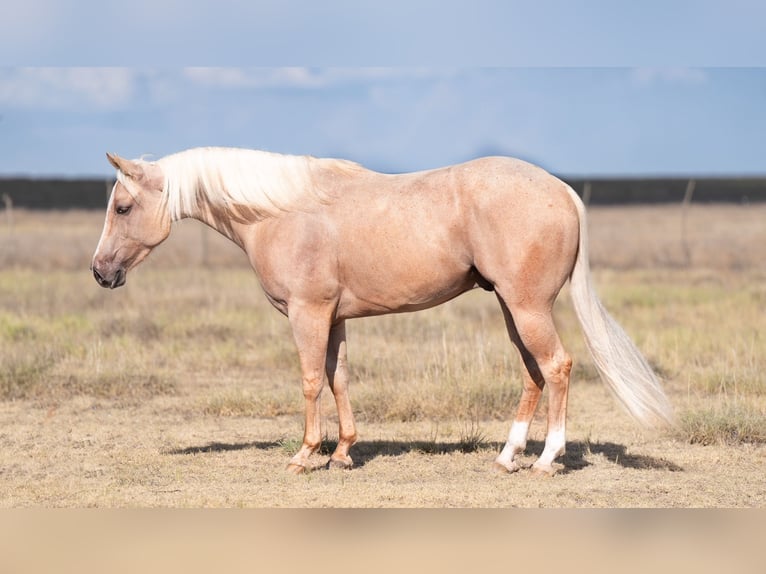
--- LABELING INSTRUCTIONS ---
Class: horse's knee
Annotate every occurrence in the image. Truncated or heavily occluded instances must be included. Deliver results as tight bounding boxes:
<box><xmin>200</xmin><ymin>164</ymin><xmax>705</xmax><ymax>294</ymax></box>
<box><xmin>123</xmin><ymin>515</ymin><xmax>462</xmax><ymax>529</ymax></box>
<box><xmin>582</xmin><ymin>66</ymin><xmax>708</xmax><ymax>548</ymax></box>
<box><xmin>545</xmin><ymin>352</ymin><xmax>572</xmax><ymax>390</ymax></box>
<box><xmin>557</xmin><ymin>353</ymin><xmax>573</xmax><ymax>379</ymax></box>
<box><xmin>302</xmin><ymin>376</ymin><xmax>324</xmax><ymax>401</ymax></box>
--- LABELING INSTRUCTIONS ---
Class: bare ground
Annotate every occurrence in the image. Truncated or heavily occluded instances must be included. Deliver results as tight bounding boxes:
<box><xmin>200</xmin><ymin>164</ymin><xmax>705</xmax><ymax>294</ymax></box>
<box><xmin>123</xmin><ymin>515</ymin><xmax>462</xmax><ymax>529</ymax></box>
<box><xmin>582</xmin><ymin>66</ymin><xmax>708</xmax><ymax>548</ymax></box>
<box><xmin>1</xmin><ymin>385</ymin><xmax>763</xmax><ymax>507</ymax></box>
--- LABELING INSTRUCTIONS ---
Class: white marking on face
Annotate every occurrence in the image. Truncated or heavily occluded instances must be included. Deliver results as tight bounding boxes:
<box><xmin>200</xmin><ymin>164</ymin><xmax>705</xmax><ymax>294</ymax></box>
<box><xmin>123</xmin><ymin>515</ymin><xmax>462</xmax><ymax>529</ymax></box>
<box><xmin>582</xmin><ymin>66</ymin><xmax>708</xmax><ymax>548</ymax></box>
<box><xmin>93</xmin><ymin>181</ymin><xmax>118</xmax><ymax>262</ymax></box>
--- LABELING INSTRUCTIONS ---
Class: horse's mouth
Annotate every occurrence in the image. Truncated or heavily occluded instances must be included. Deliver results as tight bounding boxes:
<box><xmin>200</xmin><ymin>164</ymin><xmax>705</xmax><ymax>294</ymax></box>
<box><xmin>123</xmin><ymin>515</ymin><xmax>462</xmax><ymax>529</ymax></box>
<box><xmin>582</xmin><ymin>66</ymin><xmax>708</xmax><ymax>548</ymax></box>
<box><xmin>92</xmin><ymin>266</ymin><xmax>126</xmax><ymax>289</ymax></box>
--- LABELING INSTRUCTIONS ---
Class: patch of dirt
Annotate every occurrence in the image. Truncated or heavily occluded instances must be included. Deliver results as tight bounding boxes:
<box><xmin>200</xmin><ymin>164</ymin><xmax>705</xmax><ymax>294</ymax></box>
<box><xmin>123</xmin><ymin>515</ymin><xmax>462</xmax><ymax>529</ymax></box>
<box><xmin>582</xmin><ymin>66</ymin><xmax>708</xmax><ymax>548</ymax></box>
<box><xmin>1</xmin><ymin>384</ymin><xmax>763</xmax><ymax>507</ymax></box>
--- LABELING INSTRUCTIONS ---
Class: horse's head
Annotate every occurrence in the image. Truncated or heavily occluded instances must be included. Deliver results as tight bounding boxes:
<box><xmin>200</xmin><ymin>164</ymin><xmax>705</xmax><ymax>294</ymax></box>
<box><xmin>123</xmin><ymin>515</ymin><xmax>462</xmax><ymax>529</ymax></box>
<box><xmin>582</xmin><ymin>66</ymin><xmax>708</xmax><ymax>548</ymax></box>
<box><xmin>91</xmin><ymin>153</ymin><xmax>171</xmax><ymax>289</ymax></box>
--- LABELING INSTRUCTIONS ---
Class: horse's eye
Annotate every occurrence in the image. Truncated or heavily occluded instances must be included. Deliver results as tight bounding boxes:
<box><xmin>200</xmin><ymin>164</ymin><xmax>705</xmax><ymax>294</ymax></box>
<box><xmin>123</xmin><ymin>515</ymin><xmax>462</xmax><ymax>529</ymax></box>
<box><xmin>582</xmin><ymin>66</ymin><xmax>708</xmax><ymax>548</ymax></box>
<box><xmin>115</xmin><ymin>205</ymin><xmax>132</xmax><ymax>215</ymax></box>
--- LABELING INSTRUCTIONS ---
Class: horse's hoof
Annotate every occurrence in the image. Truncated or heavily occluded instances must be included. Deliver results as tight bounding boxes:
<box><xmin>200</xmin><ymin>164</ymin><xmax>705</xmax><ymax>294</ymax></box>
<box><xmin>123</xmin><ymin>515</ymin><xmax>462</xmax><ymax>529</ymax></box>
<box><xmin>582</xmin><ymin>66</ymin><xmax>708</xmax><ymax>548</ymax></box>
<box><xmin>491</xmin><ymin>461</ymin><xmax>520</xmax><ymax>474</ymax></box>
<box><xmin>530</xmin><ymin>462</ymin><xmax>557</xmax><ymax>477</ymax></box>
<box><xmin>286</xmin><ymin>463</ymin><xmax>307</xmax><ymax>475</ymax></box>
<box><xmin>328</xmin><ymin>457</ymin><xmax>353</xmax><ymax>470</ymax></box>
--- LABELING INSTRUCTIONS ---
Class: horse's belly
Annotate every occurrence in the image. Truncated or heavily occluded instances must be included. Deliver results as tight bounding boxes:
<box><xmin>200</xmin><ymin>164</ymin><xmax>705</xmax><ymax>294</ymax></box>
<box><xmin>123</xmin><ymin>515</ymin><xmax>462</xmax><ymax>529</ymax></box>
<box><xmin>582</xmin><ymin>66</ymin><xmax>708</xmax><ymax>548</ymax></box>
<box><xmin>336</xmin><ymin>261</ymin><xmax>476</xmax><ymax>319</ymax></box>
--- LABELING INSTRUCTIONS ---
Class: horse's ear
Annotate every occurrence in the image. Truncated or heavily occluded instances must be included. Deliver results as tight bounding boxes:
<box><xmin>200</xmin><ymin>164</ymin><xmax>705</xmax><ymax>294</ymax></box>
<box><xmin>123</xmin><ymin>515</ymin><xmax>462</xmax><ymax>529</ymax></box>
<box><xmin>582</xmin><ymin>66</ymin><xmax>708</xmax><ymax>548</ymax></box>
<box><xmin>106</xmin><ymin>153</ymin><xmax>144</xmax><ymax>180</ymax></box>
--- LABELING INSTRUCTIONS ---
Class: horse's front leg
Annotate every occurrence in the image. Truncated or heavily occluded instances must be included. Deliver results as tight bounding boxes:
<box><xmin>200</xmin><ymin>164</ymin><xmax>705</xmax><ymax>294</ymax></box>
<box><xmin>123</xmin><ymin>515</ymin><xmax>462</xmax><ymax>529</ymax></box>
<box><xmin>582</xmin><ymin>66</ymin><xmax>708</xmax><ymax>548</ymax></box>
<box><xmin>325</xmin><ymin>320</ymin><xmax>357</xmax><ymax>469</ymax></box>
<box><xmin>285</xmin><ymin>302</ymin><xmax>332</xmax><ymax>474</ymax></box>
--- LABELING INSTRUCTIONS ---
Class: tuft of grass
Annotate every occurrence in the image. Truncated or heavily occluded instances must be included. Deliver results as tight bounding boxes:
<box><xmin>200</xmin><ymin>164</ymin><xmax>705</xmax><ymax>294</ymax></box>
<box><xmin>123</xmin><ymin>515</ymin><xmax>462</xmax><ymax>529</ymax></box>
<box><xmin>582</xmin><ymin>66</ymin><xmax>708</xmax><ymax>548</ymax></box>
<box><xmin>457</xmin><ymin>418</ymin><xmax>488</xmax><ymax>453</ymax></box>
<box><xmin>277</xmin><ymin>437</ymin><xmax>302</xmax><ymax>456</ymax></box>
<box><xmin>0</xmin><ymin>346</ymin><xmax>62</xmax><ymax>399</ymax></box>
<box><xmin>0</xmin><ymin>320</ymin><xmax>37</xmax><ymax>342</ymax></box>
<box><xmin>678</xmin><ymin>406</ymin><xmax>766</xmax><ymax>446</ymax></box>
<box><xmin>203</xmin><ymin>389</ymin><xmax>300</xmax><ymax>417</ymax></box>
<box><xmin>57</xmin><ymin>372</ymin><xmax>177</xmax><ymax>401</ymax></box>
<box><xmin>697</xmin><ymin>369</ymin><xmax>765</xmax><ymax>397</ymax></box>
<box><xmin>99</xmin><ymin>315</ymin><xmax>163</xmax><ymax>340</ymax></box>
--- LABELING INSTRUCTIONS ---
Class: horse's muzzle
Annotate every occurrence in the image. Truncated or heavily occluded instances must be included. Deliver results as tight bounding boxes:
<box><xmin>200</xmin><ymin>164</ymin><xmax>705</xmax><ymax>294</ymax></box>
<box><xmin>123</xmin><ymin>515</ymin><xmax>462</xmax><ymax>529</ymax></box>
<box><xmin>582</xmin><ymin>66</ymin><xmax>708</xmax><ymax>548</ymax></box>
<box><xmin>92</xmin><ymin>264</ymin><xmax>126</xmax><ymax>289</ymax></box>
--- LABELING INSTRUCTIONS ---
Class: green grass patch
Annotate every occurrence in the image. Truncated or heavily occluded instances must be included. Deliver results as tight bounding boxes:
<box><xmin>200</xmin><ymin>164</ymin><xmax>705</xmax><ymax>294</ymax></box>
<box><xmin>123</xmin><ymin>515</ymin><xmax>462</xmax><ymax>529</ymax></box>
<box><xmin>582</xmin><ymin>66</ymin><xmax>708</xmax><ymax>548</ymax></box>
<box><xmin>0</xmin><ymin>345</ymin><xmax>63</xmax><ymax>399</ymax></box>
<box><xmin>678</xmin><ymin>406</ymin><xmax>766</xmax><ymax>446</ymax></box>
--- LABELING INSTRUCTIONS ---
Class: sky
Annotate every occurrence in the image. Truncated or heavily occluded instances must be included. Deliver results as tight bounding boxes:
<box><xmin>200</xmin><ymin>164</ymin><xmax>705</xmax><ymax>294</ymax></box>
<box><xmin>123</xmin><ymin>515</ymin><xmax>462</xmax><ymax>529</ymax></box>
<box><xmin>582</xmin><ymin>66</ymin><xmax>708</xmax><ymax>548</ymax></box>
<box><xmin>1</xmin><ymin>1</ymin><xmax>765</xmax><ymax>177</ymax></box>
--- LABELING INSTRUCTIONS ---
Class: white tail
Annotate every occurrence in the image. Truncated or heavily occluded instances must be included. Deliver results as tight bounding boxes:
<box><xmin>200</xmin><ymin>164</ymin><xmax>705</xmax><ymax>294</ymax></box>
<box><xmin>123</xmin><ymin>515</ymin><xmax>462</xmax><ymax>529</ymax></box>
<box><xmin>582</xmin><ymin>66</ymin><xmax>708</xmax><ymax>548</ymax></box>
<box><xmin>564</xmin><ymin>185</ymin><xmax>674</xmax><ymax>427</ymax></box>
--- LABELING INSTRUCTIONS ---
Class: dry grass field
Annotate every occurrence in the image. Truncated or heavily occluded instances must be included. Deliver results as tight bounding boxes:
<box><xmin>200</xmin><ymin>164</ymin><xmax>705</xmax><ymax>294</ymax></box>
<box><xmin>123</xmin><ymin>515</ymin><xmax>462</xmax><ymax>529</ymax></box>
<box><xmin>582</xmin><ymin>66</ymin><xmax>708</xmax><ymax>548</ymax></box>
<box><xmin>0</xmin><ymin>203</ymin><xmax>764</xmax><ymax>507</ymax></box>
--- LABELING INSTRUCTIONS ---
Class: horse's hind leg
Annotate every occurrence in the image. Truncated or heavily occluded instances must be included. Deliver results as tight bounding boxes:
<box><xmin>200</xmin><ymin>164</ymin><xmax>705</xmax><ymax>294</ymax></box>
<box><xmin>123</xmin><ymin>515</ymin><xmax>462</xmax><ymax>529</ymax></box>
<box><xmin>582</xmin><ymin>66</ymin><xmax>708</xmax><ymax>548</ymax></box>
<box><xmin>493</xmin><ymin>296</ymin><xmax>544</xmax><ymax>473</ymax></box>
<box><xmin>325</xmin><ymin>320</ymin><xmax>357</xmax><ymax>469</ymax></box>
<box><xmin>495</xmin><ymin>296</ymin><xmax>572</xmax><ymax>476</ymax></box>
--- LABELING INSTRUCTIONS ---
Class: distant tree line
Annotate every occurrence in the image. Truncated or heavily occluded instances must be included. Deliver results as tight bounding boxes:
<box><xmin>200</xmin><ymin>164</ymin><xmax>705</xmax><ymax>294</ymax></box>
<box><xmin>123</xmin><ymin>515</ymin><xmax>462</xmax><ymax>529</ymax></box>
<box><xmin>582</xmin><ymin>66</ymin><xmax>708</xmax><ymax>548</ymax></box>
<box><xmin>0</xmin><ymin>176</ymin><xmax>765</xmax><ymax>210</ymax></box>
<box><xmin>1</xmin><ymin>178</ymin><xmax>111</xmax><ymax>210</ymax></box>
<box><xmin>566</xmin><ymin>177</ymin><xmax>766</xmax><ymax>204</ymax></box>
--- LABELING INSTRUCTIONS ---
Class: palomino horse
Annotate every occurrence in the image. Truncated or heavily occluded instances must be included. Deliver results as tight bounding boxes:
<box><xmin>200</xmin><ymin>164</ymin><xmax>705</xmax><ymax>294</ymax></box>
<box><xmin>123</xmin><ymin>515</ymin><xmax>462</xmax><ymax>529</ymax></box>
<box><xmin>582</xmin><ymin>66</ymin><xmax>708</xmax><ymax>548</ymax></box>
<box><xmin>91</xmin><ymin>147</ymin><xmax>673</xmax><ymax>475</ymax></box>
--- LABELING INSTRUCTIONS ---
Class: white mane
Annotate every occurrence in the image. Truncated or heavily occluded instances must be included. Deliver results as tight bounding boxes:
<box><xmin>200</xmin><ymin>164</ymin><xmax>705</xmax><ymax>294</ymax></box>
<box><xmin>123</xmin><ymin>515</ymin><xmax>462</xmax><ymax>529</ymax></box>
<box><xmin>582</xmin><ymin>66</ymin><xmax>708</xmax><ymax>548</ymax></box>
<box><xmin>154</xmin><ymin>147</ymin><xmax>337</xmax><ymax>222</ymax></box>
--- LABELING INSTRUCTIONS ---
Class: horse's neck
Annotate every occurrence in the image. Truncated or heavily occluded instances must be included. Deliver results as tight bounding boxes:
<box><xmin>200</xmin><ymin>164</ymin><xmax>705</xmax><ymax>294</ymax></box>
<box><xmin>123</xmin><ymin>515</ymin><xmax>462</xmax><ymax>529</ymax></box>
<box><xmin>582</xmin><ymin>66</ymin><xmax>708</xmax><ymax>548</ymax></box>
<box><xmin>184</xmin><ymin>204</ymin><xmax>249</xmax><ymax>250</ymax></box>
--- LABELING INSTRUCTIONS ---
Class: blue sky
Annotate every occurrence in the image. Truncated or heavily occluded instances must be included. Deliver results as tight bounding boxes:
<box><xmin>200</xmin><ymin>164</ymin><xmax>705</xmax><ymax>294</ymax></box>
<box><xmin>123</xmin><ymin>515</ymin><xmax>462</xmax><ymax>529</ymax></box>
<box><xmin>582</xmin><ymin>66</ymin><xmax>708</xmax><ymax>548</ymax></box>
<box><xmin>1</xmin><ymin>2</ymin><xmax>765</xmax><ymax>177</ymax></box>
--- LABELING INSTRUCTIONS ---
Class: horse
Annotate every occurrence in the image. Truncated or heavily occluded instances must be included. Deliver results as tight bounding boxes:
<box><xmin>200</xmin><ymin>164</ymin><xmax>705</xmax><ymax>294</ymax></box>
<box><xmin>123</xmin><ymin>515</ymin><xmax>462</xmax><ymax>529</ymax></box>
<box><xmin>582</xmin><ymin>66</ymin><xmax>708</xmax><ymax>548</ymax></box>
<box><xmin>91</xmin><ymin>147</ymin><xmax>673</xmax><ymax>476</ymax></box>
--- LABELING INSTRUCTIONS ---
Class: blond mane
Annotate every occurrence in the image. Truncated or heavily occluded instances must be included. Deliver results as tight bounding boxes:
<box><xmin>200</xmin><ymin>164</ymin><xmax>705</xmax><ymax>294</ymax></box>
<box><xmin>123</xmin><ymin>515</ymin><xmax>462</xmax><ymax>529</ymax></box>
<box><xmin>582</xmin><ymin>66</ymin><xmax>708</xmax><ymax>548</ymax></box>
<box><xmin>150</xmin><ymin>147</ymin><xmax>358</xmax><ymax>223</ymax></box>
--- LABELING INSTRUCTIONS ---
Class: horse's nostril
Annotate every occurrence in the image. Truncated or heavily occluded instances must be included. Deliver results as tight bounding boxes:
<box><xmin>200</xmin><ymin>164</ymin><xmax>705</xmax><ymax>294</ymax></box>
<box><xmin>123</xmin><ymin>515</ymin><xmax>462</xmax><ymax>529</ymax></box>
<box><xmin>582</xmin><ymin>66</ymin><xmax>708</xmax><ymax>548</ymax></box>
<box><xmin>111</xmin><ymin>268</ymin><xmax>126</xmax><ymax>289</ymax></box>
<box><xmin>93</xmin><ymin>267</ymin><xmax>105</xmax><ymax>285</ymax></box>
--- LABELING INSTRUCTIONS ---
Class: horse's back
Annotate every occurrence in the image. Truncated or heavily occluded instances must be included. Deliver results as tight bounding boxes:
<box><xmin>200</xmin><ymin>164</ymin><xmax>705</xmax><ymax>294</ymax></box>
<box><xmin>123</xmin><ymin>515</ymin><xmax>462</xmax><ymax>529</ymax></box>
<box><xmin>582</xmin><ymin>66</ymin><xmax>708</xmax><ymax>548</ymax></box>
<box><xmin>450</xmin><ymin>156</ymin><xmax>575</xmax><ymax>211</ymax></box>
<box><xmin>326</xmin><ymin>156</ymin><xmax>580</xmax><ymax>315</ymax></box>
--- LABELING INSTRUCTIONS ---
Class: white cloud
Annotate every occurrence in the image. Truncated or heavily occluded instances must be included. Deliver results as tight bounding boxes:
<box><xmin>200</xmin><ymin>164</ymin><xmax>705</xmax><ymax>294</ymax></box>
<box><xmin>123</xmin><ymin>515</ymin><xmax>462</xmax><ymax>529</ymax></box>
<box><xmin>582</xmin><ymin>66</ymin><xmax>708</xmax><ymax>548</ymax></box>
<box><xmin>0</xmin><ymin>68</ymin><xmax>137</xmax><ymax>110</ymax></box>
<box><xmin>630</xmin><ymin>67</ymin><xmax>708</xmax><ymax>87</ymax></box>
<box><xmin>182</xmin><ymin>67</ymin><xmax>455</xmax><ymax>90</ymax></box>
<box><xmin>183</xmin><ymin>67</ymin><xmax>326</xmax><ymax>89</ymax></box>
